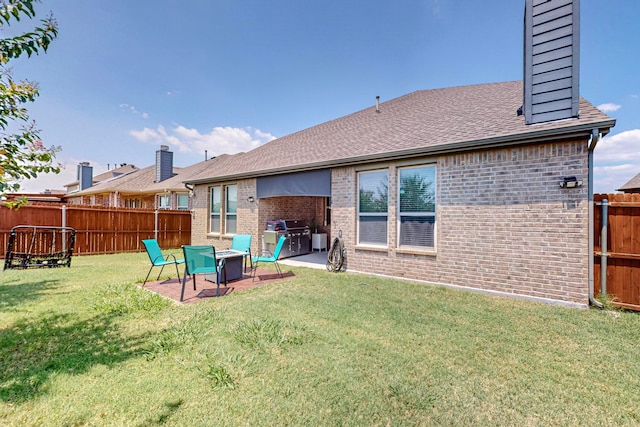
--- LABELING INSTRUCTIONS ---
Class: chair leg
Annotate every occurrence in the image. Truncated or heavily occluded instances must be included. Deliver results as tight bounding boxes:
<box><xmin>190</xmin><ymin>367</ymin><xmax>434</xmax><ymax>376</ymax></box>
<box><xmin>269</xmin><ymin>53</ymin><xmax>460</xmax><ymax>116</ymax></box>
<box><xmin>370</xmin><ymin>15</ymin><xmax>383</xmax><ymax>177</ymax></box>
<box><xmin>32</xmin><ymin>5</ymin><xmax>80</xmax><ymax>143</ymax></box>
<box><xmin>156</xmin><ymin>264</ymin><xmax>166</xmax><ymax>280</ymax></box>
<box><xmin>143</xmin><ymin>265</ymin><xmax>154</xmax><ymax>286</ymax></box>
<box><xmin>173</xmin><ymin>262</ymin><xmax>180</xmax><ymax>281</ymax></box>
<box><xmin>180</xmin><ymin>270</ymin><xmax>188</xmax><ymax>302</ymax></box>
<box><xmin>274</xmin><ymin>261</ymin><xmax>283</xmax><ymax>278</ymax></box>
<box><xmin>251</xmin><ymin>259</ymin><xmax>258</xmax><ymax>281</ymax></box>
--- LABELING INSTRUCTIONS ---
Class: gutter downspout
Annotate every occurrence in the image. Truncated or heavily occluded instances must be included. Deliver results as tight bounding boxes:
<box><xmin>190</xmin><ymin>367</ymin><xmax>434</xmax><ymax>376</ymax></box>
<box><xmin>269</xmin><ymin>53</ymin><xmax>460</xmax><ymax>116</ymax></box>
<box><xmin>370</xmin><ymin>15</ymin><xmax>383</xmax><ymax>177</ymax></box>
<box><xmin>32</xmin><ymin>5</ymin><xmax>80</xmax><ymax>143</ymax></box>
<box><xmin>588</xmin><ymin>129</ymin><xmax>603</xmax><ymax>308</ymax></box>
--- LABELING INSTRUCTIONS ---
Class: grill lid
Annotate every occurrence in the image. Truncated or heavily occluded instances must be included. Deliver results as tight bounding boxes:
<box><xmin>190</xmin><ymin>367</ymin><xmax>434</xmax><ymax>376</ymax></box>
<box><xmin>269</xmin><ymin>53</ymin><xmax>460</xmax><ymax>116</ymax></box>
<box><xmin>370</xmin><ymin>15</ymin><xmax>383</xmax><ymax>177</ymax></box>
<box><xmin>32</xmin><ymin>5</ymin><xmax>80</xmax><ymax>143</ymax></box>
<box><xmin>266</xmin><ymin>219</ymin><xmax>309</xmax><ymax>231</ymax></box>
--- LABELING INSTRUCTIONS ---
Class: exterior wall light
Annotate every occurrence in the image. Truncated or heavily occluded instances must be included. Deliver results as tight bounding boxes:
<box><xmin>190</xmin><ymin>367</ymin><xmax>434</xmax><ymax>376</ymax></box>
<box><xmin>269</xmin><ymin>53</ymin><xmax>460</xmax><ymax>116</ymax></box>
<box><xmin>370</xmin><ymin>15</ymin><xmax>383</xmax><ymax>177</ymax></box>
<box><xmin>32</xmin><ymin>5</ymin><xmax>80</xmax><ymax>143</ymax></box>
<box><xmin>247</xmin><ymin>196</ymin><xmax>255</xmax><ymax>203</ymax></box>
<box><xmin>559</xmin><ymin>176</ymin><xmax>583</xmax><ymax>188</ymax></box>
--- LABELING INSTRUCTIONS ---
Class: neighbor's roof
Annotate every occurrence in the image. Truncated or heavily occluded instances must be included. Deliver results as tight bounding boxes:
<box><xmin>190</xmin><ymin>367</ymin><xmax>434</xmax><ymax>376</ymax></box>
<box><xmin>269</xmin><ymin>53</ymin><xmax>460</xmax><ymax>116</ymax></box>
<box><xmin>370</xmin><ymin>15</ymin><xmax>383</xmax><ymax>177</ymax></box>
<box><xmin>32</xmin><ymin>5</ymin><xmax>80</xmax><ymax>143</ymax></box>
<box><xmin>64</xmin><ymin>163</ymin><xmax>139</xmax><ymax>188</ymax></box>
<box><xmin>617</xmin><ymin>172</ymin><xmax>640</xmax><ymax>192</ymax></box>
<box><xmin>70</xmin><ymin>155</ymin><xmax>231</xmax><ymax>196</ymax></box>
<box><xmin>186</xmin><ymin>81</ymin><xmax>616</xmax><ymax>184</ymax></box>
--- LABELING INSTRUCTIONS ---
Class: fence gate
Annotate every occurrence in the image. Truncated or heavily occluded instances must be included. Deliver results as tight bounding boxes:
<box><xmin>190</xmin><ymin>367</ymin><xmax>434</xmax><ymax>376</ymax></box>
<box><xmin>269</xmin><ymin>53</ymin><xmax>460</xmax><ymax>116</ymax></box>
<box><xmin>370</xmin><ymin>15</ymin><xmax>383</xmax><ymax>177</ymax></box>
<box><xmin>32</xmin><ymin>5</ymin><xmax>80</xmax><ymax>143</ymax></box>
<box><xmin>594</xmin><ymin>193</ymin><xmax>640</xmax><ymax>310</ymax></box>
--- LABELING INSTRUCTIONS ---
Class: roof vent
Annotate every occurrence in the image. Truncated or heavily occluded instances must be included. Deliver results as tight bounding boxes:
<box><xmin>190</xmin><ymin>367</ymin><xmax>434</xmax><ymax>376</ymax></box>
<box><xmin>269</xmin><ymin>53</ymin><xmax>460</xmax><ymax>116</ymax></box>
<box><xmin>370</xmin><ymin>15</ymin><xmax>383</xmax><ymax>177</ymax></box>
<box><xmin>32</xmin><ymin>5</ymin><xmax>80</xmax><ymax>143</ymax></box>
<box><xmin>523</xmin><ymin>0</ymin><xmax>580</xmax><ymax>124</ymax></box>
<box><xmin>375</xmin><ymin>96</ymin><xmax>381</xmax><ymax>113</ymax></box>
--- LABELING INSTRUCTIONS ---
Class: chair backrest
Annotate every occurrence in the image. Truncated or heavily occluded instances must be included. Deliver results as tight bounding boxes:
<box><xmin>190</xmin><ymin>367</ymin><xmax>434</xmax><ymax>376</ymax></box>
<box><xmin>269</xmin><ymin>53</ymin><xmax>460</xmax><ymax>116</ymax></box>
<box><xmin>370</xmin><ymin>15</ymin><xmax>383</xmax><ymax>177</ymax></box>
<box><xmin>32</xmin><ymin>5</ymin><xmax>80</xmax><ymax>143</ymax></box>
<box><xmin>231</xmin><ymin>234</ymin><xmax>252</xmax><ymax>253</ymax></box>
<box><xmin>142</xmin><ymin>239</ymin><xmax>164</xmax><ymax>265</ymax></box>
<box><xmin>182</xmin><ymin>245</ymin><xmax>218</xmax><ymax>274</ymax></box>
<box><xmin>271</xmin><ymin>236</ymin><xmax>287</xmax><ymax>259</ymax></box>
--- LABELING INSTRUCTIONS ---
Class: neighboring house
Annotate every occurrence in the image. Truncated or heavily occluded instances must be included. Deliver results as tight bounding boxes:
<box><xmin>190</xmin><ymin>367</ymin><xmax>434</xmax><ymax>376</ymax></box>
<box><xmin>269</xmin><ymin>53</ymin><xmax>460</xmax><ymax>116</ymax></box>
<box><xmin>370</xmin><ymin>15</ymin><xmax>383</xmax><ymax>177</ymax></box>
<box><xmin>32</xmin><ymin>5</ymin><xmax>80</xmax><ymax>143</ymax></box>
<box><xmin>65</xmin><ymin>145</ymin><xmax>202</xmax><ymax>210</ymax></box>
<box><xmin>64</xmin><ymin>163</ymin><xmax>139</xmax><ymax>194</ymax></box>
<box><xmin>617</xmin><ymin>172</ymin><xmax>640</xmax><ymax>193</ymax></box>
<box><xmin>184</xmin><ymin>1</ymin><xmax>616</xmax><ymax>307</ymax></box>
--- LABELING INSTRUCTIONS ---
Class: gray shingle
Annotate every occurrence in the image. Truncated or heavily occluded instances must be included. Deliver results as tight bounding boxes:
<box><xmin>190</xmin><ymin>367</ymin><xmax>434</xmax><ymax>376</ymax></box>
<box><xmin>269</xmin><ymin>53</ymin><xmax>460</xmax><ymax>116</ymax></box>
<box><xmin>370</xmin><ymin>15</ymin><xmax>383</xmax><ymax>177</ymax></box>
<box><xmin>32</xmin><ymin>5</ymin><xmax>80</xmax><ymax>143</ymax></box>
<box><xmin>186</xmin><ymin>81</ymin><xmax>615</xmax><ymax>184</ymax></box>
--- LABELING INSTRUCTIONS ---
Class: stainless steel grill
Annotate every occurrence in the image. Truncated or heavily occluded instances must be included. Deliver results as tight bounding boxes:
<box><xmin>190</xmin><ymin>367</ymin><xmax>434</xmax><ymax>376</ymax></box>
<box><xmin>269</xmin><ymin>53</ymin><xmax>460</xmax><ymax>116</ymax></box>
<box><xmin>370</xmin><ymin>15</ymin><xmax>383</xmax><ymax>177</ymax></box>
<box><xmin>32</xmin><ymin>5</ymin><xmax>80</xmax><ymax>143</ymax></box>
<box><xmin>264</xmin><ymin>219</ymin><xmax>311</xmax><ymax>258</ymax></box>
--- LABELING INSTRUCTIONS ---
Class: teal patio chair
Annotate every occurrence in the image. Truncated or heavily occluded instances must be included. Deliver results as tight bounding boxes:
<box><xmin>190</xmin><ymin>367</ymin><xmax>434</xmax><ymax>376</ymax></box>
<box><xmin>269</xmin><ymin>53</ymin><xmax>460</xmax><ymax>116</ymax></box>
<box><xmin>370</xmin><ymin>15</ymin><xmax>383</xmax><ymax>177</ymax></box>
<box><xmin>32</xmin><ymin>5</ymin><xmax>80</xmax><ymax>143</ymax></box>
<box><xmin>231</xmin><ymin>234</ymin><xmax>252</xmax><ymax>272</ymax></box>
<box><xmin>142</xmin><ymin>239</ymin><xmax>184</xmax><ymax>285</ymax></box>
<box><xmin>252</xmin><ymin>235</ymin><xmax>286</xmax><ymax>281</ymax></box>
<box><xmin>181</xmin><ymin>245</ymin><xmax>226</xmax><ymax>301</ymax></box>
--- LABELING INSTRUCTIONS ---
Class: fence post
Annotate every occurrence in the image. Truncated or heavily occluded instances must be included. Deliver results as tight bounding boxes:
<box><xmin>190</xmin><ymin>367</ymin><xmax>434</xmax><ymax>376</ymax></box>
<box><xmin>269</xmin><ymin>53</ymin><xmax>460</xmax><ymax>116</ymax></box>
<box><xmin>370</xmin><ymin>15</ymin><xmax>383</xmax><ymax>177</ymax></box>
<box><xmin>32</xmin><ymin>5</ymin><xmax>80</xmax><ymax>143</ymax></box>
<box><xmin>61</xmin><ymin>205</ymin><xmax>67</xmax><ymax>252</ymax></box>
<box><xmin>600</xmin><ymin>199</ymin><xmax>608</xmax><ymax>296</ymax></box>
<box><xmin>154</xmin><ymin>209</ymin><xmax>159</xmax><ymax>241</ymax></box>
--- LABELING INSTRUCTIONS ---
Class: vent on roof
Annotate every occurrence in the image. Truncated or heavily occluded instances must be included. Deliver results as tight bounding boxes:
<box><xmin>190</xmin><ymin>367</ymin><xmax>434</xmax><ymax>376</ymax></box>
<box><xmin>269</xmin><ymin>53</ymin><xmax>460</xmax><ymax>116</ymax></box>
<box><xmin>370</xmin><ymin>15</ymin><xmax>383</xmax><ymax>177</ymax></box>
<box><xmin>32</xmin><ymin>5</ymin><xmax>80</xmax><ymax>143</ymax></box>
<box><xmin>523</xmin><ymin>0</ymin><xmax>580</xmax><ymax>124</ymax></box>
<box><xmin>155</xmin><ymin>145</ymin><xmax>174</xmax><ymax>182</ymax></box>
<box><xmin>77</xmin><ymin>162</ymin><xmax>93</xmax><ymax>190</ymax></box>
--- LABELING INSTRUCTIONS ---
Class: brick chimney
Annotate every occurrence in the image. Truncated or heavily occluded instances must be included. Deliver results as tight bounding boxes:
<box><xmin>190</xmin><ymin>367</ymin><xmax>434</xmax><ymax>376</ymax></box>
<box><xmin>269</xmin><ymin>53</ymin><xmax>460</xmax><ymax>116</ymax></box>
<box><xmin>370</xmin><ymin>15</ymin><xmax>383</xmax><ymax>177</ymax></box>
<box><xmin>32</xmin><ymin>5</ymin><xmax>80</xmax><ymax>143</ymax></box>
<box><xmin>523</xmin><ymin>0</ymin><xmax>580</xmax><ymax>124</ymax></box>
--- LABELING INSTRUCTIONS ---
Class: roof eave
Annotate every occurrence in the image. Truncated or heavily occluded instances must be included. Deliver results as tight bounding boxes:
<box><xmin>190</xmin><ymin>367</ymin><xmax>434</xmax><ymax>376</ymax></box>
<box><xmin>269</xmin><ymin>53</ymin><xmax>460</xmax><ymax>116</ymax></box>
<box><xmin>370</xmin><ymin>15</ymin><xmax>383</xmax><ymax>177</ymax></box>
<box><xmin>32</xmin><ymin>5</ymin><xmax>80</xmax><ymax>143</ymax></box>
<box><xmin>186</xmin><ymin>118</ymin><xmax>616</xmax><ymax>185</ymax></box>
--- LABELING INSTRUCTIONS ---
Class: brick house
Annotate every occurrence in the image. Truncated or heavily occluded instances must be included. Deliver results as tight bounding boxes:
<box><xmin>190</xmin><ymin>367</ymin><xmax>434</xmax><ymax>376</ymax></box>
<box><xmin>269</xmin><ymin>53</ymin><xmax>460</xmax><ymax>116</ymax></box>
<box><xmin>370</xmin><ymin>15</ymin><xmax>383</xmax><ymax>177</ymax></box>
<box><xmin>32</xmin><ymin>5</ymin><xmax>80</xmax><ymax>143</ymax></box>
<box><xmin>184</xmin><ymin>80</ymin><xmax>614</xmax><ymax>307</ymax></box>
<box><xmin>183</xmin><ymin>0</ymin><xmax>616</xmax><ymax>307</ymax></box>
<box><xmin>64</xmin><ymin>146</ymin><xmax>211</xmax><ymax>210</ymax></box>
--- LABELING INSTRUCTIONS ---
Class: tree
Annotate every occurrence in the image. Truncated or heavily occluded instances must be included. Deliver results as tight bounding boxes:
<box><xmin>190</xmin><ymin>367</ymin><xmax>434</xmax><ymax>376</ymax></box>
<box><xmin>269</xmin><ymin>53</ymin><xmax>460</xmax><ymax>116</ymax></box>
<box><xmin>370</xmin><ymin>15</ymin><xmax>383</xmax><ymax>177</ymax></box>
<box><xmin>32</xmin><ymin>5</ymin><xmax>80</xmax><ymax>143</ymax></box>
<box><xmin>0</xmin><ymin>0</ymin><xmax>59</xmax><ymax>208</ymax></box>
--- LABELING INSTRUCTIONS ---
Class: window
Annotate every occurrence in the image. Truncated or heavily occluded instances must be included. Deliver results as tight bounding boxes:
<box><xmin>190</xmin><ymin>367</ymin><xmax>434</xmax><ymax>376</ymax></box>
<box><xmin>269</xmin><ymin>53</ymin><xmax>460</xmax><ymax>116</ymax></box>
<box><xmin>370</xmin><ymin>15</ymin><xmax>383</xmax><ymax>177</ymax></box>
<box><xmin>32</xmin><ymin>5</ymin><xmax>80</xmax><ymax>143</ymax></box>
<box><xmin>158</xmin><ymin>194</ymin><xmax>170</xmax><ymax>209</ymax></box>
<box><xmin>398</xmin><ymin>165</ymin><xmax>436</xmax><ymax>248</ymax></box>
<box><xmin>358</xmin><ymin>170</ymin><xmax>388</xmax><ymax>245</ymax></box>
<box><xmin>225</xmin><ymin>185</ymin><xmax>237</xmax><ymax>234</ymax></box>
<box><xmin>177</xmin><ymin>193</ymin><xmax>189</xmax><ymax>210</ymax></box>
<box><xmin>210</xmin><ymin>186</ymin><xmax>221</xmax><ymax>233</ymax></box>
<box><xmin>125</xmin><ymin>198</ymin><xmax>141</xmax><ymax>208</ymax></box>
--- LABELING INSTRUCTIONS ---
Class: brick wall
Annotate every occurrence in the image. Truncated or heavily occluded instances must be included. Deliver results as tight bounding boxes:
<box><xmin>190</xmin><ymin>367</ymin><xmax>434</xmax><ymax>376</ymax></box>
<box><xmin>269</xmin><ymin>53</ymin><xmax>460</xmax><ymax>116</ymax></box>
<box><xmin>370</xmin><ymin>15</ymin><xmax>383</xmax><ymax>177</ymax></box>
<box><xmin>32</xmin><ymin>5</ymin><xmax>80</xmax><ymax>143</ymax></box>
<box><xmin>191</xmin><ymin>179</ymin><xmax>261</xmax><ymax>254</ymax></box>
<box><xmin>331</xmin><ymin>140</ymin><xmax>590</xmax><ymax>305</ymax></box>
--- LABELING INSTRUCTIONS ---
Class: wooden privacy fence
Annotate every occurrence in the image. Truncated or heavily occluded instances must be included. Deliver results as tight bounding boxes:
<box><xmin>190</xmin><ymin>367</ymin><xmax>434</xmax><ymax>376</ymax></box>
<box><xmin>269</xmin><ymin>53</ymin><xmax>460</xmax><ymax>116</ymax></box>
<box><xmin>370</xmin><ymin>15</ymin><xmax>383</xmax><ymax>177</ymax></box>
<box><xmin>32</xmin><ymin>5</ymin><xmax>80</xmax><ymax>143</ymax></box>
<box><xmin>594</xmin><ymin>193</ymin><xmax>640</xmax><ymax>310</ymax></box>
<box><xmin>1</xmin><ymin>203</ymin><xmax>191</xmax><ymax>257</ymax></box>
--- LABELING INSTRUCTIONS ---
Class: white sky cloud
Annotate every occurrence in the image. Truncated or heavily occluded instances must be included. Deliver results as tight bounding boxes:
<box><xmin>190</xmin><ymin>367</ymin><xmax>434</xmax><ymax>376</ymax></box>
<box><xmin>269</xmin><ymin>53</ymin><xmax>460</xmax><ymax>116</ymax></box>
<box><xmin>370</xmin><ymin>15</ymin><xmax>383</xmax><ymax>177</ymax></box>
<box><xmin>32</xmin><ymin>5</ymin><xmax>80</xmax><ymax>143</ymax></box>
<box><xmin>594</xmin><ymin>129</ymin><xmax>640</xmax><ymax>162</ymax></box>
<box><xmin>594</xmin><ymin>163</ymin><xmax>638</xmax><ymax>194</ymax></box>
<box><xmin>119</xmin><ymin>103</ymin><xmax>149</xmax><ymax>119</ymax></box>
<box><xmin>18</xmin><ymin>158</ymin><xmax>107</xmax><ymax>194</ymax></box>
<box><xmin>129</xmin><ymin>125</ymin><xmax>275</xmax><ymax>157</ymax></box>
<box><xmin>593</xmin><ymin>129</ymin><xmax>640</xmax><ymax>193</ymax></box>
<box><xmin>596</xmin><ymin>103</ymin><xmax>621</xmax><ymax>112</ymax></box>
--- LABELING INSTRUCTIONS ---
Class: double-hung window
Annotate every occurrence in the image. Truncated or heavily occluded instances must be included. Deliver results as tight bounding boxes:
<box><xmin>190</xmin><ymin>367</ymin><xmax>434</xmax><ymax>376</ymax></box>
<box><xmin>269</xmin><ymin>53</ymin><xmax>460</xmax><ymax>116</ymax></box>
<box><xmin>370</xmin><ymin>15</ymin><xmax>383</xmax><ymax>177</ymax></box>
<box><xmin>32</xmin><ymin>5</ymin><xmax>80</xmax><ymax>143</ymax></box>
<box><xmin>210</xmin><ymin>186</ymin><xmax>221</xmax><ymax>233</ymax></box>
<box><xmin>398</xmin><ymin>165</ymin><xmax>436</xmax><ymax>248</ymax></box>
<box><xmin>358</xmin><ymin>170</ymin><xmax>388</xmax><ymax>246</ymax></box>
<box><xmin>225</xmin><ymin>185</ymin><xmax>237</xmax><ymax>234</ymax></box>
<box><xmin>158</xmin><ymin>194</ymin><xmax>170</xmax><ymax>209</ymax></box>
<box><xmin>177</xmin><ymin>193</ymin><xmax>189</xmax><ymax>210</ymax></box>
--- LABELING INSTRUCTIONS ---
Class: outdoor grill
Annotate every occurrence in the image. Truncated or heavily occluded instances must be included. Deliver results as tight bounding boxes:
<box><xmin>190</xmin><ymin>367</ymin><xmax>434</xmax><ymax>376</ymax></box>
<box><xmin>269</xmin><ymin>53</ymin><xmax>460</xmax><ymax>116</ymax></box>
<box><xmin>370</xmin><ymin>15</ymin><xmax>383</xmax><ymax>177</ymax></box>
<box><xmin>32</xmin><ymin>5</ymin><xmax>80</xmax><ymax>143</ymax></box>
<box><xmin>264</xmin><ymin>219</ymin><xmax>311</xmax><ymax>259</ymax></box>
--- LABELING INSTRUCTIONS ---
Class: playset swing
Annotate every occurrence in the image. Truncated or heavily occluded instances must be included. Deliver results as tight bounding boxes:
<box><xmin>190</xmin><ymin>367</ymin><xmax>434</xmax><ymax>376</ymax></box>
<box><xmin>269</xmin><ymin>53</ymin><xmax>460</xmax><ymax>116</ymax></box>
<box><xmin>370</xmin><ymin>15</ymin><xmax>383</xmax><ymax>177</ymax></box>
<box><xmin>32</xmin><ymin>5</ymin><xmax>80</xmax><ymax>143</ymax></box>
<box><xmin>3</xmin><ymin>225</ymin><xmax>76</xmax><ymax>270</ymax></box>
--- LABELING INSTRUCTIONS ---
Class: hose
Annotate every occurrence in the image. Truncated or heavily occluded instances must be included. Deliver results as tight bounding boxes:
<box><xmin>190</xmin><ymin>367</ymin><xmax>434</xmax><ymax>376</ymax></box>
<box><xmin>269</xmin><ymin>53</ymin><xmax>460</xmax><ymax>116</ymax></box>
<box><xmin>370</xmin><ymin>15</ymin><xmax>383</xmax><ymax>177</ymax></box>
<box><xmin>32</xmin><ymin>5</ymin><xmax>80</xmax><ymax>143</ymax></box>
<box><xmin>326</xmin><ymin>230</ymin><xmax>345</xmax><ymax>272</ymax></box>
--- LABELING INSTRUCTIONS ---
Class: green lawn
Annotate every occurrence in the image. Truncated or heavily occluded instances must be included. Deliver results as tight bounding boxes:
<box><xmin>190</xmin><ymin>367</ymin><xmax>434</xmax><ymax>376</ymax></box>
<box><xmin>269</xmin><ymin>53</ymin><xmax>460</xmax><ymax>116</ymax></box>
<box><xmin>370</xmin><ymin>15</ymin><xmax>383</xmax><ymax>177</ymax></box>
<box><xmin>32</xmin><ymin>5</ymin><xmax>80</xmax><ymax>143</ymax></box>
<box><xmin>1</xmin><ymin>252</ymin><xmax>639</xmax><ymax>426</ymax></box>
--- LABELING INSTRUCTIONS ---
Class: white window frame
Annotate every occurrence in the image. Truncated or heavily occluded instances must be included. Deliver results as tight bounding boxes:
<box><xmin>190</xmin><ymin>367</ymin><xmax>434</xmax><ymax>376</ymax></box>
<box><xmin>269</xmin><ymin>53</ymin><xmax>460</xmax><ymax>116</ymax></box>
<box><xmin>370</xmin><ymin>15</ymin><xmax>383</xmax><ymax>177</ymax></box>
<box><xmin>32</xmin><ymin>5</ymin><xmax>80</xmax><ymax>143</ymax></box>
<box><xmin>225</xmin><ymin>184</ymin><xmax>237</xmax><ymax>235</ymax></box>
<box><xmin>158</xmin><ymin>194</ymin><xmax>171</xmax><ymax>210</ymax></box>
<box><xmin>357</xmin><ymin>169</ymin><xmax>388</xmax><ymax>247</ymax></box>
<box><xmin>177</xmin><ymin>193</ymin><xmax>189</xmax><ymax>210</ymax></box>
<box><xmin>210</xmin><ymin>186</ymin><xmax>221</xmax><ymax>234</ymax></box>
<box><xmin>397</xmin><ymin>164</ymin><xmax>436</xmax><ymax>250</ymax></box>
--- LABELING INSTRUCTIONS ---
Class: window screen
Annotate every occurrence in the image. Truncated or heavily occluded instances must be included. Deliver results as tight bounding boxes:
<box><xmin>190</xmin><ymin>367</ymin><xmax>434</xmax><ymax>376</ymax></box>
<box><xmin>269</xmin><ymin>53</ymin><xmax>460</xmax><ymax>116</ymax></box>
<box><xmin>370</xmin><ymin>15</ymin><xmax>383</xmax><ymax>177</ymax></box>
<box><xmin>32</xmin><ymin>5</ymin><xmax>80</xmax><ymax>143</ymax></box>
<box><xmin>358</xmin><ymin>170</ymin><xmax>388</xmax><ymax>245</ymax></box>
<box><xmin>398</xmin><ymin>165</ymin><xmax>436</xmax><ymax>248</ymax></box>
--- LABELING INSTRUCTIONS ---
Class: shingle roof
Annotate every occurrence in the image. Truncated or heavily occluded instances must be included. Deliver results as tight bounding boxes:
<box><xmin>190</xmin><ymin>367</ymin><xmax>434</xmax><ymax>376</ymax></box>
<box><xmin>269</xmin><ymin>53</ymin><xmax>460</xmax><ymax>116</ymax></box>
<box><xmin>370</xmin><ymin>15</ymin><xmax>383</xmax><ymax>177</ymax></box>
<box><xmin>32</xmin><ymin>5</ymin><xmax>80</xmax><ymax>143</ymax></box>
<box><xmin>72</xmin><ymin>155</ymin><xmax>231</xmax><ymax>196</ymax></box>
<box><xmin>186</xmin><ymin>81</ymin><xmax>615</xmax><ymax>184</ymax></box>
<box><xmin>64</xmin><ymin>164</ymin><xmax>139</xmax><ymax>188</ymax></box>
<box><xmin>617</xmin><ymin>172</ymin><xmax>640</xmax><ymax>192</ymax></box>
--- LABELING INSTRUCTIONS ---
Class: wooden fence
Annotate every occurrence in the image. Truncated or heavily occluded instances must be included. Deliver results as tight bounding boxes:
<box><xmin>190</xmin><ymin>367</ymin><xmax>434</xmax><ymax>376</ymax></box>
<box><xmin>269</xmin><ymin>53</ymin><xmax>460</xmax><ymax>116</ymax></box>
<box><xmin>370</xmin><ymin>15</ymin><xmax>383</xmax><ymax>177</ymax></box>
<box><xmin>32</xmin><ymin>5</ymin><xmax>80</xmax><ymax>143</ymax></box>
<box><xmin>1</xmin><ymin>203</ymin><xmax>191</xmax><ymax>257</ymax></box>
<box><xmin>594</xmin><ymin>193</ymin><xmax>640</xmax><ymax>310</ymax></box>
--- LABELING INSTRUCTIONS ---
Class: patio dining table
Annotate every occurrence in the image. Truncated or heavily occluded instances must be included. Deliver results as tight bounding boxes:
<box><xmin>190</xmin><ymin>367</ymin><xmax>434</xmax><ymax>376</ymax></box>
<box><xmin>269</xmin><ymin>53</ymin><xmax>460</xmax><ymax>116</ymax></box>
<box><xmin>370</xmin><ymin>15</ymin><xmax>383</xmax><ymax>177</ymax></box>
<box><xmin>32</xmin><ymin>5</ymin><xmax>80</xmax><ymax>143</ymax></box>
<box><xmin>204</xmin><ymin>249</ymin><xmax>247</xmax><ymax>283</ymax></box>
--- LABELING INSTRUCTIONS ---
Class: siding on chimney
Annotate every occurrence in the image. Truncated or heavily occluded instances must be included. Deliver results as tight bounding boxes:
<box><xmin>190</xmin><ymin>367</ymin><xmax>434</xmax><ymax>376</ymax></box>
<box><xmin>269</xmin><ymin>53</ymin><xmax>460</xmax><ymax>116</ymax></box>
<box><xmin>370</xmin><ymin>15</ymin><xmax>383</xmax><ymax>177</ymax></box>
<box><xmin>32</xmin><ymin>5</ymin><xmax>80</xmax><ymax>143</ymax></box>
<box><xmin>77</xmin><ymin>162</ymin><xmax>93</xmax><ymax>190</ymax></box>
<box><xmin>523</xmin><ymin>0</ymin><xmax>580</xmax><ymax>124</ymax></box>
<box><xmin>155</xmin><ymin>146</ymin><xmax>174</xmax><ymax>182</ymax></box>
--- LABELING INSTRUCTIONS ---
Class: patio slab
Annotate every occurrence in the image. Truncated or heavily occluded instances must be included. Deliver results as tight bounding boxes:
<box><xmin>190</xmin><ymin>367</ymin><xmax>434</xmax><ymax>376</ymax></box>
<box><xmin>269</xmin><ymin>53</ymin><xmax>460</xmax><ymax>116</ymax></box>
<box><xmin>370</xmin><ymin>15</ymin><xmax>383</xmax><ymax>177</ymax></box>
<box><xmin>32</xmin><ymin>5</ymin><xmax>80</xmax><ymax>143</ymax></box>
<box><xmin>141</xmin><ymin>268</ymin><xmax>295</xmax><ymax>304</ymax></box>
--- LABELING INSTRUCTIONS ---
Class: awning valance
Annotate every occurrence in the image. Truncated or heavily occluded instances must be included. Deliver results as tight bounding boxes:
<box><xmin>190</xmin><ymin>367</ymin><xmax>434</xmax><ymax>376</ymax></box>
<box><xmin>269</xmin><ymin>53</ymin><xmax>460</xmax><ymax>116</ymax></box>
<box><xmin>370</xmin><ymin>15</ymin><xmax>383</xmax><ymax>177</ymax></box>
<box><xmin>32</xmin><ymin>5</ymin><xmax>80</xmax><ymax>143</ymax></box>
<box><xmin>257</xmin><ymin>169</ymin><xmax>331</xmax><ymax>198</ymax></box>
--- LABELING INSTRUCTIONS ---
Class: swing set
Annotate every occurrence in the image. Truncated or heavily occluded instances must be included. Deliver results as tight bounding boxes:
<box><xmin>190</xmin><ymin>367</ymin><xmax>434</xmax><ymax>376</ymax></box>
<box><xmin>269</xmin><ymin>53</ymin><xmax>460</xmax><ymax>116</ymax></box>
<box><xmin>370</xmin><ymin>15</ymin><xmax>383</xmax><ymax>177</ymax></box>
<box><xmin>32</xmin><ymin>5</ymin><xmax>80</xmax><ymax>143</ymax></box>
<box><xmin>3</xmin><ymin>225</ymin><xmax>76</xmax><ymax>270</ymax></box>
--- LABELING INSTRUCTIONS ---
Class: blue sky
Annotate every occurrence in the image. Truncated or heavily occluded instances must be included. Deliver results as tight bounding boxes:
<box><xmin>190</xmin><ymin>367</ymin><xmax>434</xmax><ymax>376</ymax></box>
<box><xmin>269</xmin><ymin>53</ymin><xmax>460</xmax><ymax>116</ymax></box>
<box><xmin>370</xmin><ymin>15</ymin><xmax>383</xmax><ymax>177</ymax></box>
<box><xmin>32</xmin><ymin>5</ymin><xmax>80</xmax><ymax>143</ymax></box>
<box><xmin>10</xmin><ymin>0</ymin><xmax>640</xmax><ymax>194</ymax></box>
